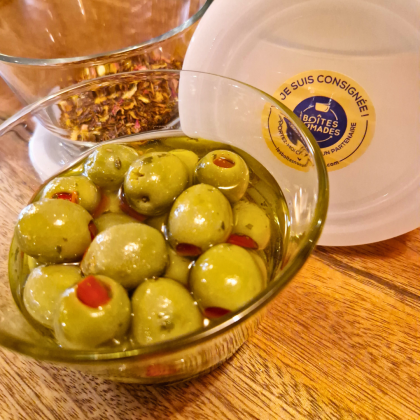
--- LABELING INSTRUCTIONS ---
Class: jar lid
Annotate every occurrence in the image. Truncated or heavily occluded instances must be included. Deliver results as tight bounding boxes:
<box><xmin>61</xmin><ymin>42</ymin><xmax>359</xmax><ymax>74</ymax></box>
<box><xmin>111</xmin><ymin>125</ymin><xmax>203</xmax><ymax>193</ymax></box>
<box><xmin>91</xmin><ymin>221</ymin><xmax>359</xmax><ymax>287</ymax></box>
<box><xmin>183</xmin><ymin>0</ymin><xmax>420</xmax><ymax>245</ymax></box>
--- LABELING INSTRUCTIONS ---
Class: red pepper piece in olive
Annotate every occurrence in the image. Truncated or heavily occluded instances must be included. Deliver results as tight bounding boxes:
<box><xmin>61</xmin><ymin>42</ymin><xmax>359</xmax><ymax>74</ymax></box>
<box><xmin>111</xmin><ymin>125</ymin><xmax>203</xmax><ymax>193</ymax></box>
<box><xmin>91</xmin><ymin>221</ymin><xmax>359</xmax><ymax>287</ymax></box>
<box><xmin>76</xmin><ymin>275</ymin><xmax>111</xmax><ymax>308</ymax></box>
<box><xmin>42</xmin><ymin>176</ymin><xmax>100</xmax><ymax>214</ymax></box>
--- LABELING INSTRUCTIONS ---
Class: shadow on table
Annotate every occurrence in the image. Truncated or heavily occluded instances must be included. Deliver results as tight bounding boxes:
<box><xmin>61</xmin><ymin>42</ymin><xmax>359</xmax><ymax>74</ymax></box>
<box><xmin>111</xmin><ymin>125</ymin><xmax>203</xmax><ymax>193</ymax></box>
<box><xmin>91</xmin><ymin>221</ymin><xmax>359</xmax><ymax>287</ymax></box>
<box><xmin>315</xmin><ymin>231</ymin><xmax>413</xmax><ymax>261</ymax></box>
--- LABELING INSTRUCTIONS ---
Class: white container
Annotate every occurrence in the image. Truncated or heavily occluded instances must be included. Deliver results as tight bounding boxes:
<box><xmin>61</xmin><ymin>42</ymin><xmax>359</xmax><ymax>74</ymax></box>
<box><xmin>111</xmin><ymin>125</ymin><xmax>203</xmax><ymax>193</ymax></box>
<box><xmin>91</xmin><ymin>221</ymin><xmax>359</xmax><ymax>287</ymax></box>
<box><xmin>183</xmin><ymin>0</ymin><xmax>420</xmax><ymax>245</ymax></box>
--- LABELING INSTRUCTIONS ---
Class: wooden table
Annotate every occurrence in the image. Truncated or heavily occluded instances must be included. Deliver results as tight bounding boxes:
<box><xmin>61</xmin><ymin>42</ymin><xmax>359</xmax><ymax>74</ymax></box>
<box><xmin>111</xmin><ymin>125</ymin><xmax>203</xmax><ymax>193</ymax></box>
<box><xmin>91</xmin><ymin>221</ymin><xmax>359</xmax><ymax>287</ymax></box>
<box><xmin>0</xmin><ymin>78</ymin><xmax>419</xmax><ymax>420</ymax></box>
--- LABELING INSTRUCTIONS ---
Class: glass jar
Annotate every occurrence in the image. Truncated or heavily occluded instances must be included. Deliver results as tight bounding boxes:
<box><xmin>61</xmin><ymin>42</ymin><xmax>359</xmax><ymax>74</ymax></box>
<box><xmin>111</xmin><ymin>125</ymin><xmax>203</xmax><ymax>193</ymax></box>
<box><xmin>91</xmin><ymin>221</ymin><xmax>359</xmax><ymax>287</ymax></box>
<box><xmin>0</xmin><ymin>70</ymin><xmax>328</xmax><ymax>383</ymax></box>
<box><xmin>0</xmin><ymin>0</ymin><xmax>212</xmax><ymax>105</ymax></box>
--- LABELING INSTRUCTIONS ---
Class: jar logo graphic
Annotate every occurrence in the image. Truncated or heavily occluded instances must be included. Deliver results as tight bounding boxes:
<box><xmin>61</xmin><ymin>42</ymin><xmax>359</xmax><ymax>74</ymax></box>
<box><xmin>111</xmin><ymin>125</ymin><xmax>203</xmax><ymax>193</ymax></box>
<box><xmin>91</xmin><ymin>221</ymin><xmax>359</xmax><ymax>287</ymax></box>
<box><xmin>262</xmin><ymin>70</ymin><xmax>376</xmax><ymax>172</ymax></box>
<box><xmin>292</xmin><ymin>96</ymin><xmax>348</xmax><ymax>149</ymax></box>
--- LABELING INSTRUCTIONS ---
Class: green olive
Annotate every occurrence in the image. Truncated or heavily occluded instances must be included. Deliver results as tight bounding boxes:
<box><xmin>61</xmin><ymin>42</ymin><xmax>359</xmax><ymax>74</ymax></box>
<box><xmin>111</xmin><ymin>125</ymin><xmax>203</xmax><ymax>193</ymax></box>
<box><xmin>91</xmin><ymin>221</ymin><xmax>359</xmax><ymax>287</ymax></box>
<box><xmin>81</xmin><ymin>223</ymin><xmax>168</xmax><ymax>289</ymax></box>
<box><xmin>248</xmin><ymin>250</ymin><xmax>268</xmax><ymax>287</ymax></box>
<box><xmin>54</xmin><ymin>275</ymin><xmax>131</xmax><ymax>349</ymax></box>
<box><xmin>94</xmin><ymin>212</ymin><xmax>139</xmax><ymax>233</ymax></box>
<box><xmin>41</xmin><ymin>175</ymin><xmax>101</xmax><ymax>214</ymax></box>
<box><xmin>84</xmin><ymin>144</ymin><xmax>139</xmax><ymax>190</ymax></box>
<box><xmin>64</xmin><ymin>161</ymin><xmax>85</xmax><ymax>177</ymax></box>
<box><xmin>195</xmin><ymin>150</ymin><xmax>249</xmax><ymax>202</ymax></box>
<box><xmin>15</xmin><ymin>199</ymin><xmax>92</xmax><ymax>264</ymax></box>
<box><xmin>164</xmin><ymin>246</ymin><xmax>192</xmax><ymax>287</ymax></box>
<box><xmin>168</xmin><ymin>184</ymin><xmax>232</xmax><ymax>255</ymax></box>
<box><xmin>168</xmin><ymin>149</ymin><xmax>199</xmax><ymax>185</ymax></box>
<box><xmin>25</xmin><ymin>255</ymin><xmax>40</xmax><ymax>272</ymax></box>
<box><xmin>132</xmin><ymin>277</ymin><xmax>202</xmax><ymax>346</ymax></box>
<box><xmin>190</xmin><ymin>244</ymin><xmax>264</xmax><ymax>312</ymax></box>
<box><xmin>231</xmin><ymin>201</ymin><xmax>271</xmax><ymax>250</ymax></box>
<box><xmin>124</xmin><ymin>152</ymin><xmax>189</xmax><ymax>216</ymax></box>
<box><xmin>23</xmin><ymin>265</ymin><xmax>82</xmax><ymax>328</ymax></box>
<box><xmin>96</xmin><ymin>190</ymin><xmax>122</xmax><ymax>214</ymax></box>
<box><xmin>145</xmin><ymin>212</ymin><xmax>168</xmax><ymax>238</ymax></box>
<box><xmin>163</xmin><ymin>136</ymin><xmax>225</xmax><ymax>153</ymax></box>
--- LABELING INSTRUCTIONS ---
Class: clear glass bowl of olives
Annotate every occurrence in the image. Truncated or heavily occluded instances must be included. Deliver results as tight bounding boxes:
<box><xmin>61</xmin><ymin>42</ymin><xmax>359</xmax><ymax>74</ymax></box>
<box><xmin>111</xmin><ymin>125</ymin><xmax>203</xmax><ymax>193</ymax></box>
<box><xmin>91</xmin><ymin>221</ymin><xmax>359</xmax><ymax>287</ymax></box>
<box><xmin>0</xmin><ymin>70</ymin><xmax>328</xmax><ymax>384</ymax></box>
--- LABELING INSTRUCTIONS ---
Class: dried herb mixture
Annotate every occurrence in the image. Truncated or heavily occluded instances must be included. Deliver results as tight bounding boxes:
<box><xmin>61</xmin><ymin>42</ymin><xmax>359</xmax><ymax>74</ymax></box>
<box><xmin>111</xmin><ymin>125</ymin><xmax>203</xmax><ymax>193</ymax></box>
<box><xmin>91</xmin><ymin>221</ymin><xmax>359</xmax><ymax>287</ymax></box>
<box><xmin>58</xmin><ymin>54</ymin><xmax>181</xmax><ymax>143</ymax></box>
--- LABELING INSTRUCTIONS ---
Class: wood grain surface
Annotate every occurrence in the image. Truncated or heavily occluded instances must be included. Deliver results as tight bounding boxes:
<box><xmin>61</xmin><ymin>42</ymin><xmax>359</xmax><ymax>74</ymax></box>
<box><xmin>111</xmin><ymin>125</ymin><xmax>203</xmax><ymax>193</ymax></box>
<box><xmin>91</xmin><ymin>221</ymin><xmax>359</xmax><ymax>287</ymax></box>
<box><xmin>0</xmin><ymin>78</ymin><xmax>419</xmax><ymax>420</ymax></box>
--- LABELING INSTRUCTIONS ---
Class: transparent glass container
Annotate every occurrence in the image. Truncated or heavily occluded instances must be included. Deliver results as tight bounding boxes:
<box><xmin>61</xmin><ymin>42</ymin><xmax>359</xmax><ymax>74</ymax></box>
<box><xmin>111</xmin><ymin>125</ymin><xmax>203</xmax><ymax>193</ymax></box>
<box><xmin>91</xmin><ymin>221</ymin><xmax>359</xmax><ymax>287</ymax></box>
<box><xmin>0</xmin><ymin>0</ymin><xmax>212</xmax><ymax>105</ymax></box>
<box><xmin>0</xmin><ymin>70</ymin><xmax>328</xmax><ymax>384</ymax></box>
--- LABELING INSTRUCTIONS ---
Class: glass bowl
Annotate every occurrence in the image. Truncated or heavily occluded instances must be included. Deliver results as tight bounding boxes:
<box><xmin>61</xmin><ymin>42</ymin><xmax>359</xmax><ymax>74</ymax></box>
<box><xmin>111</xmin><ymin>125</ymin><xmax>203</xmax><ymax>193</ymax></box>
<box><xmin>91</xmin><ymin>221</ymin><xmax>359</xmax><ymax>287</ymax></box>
<box><xmin>0</xmin><ymin>0</ymin><xmax>212</xmax><ymax>105</ymax></box>
<box><xmin>0</xmin><ymin>70</ymin><xmax>328</xmax><ymax>384</ymax></box>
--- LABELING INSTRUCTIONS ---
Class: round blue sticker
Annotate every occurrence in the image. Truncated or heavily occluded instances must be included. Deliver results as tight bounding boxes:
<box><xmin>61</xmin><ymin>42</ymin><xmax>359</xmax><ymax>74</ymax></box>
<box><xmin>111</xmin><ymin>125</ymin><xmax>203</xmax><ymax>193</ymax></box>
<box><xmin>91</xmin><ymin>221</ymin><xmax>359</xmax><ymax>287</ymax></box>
<box><xmin>292</xmin><ymin>96</ymin><xmax>347</xmax><ymax>149</ymax></box>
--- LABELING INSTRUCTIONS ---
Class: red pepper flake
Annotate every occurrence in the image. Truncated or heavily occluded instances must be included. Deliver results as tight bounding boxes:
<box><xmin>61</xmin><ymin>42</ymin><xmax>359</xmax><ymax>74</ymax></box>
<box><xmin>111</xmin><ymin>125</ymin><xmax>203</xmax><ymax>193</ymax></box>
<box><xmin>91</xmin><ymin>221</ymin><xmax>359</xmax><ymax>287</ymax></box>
<box><xmin>146</xmin><ymin>364</ymin><xmax>178</xmax><ymax>377</ymax></box>
<box><xmin>133</xmin><ymin>119</ymin><xmax>141</xmax><ymax>133</ymax></box>
<box><xmin>82</xmin><ymin>247</ymin><xmax>89</xmax><ymax>261</ymax></box>
<box><xmin>169</xmin><ymin>79</ymin><xmax>179</xmax><ymax>99</ymax></box>
<box><xmin>175</xmin><ymin>243</ymin><xmax>202</xmax><ymax>257</ymax></box>
<box><xmin>77</xmin><ymin>276</ymin><xmax>111</xmax><ymax>308</ymax></box>
<box><xmin>111</xmin><ymin>104</ymin><xmax>121</xmax><ymax>116</ymax></box>
<box><xmin>227</xmin><ymin>234</ymin><xmax>258</xmax><ymax>249</ymax></box>
<box><xmin>88</xmin><ymin>220</ymin><xmax>98</xmax><ymax>240</ymax></box>
<box><xmin>119</xmin><ymin>187</ymin><xmax>147</xmax><ymax>222</ymax></box>
<box><xmin>213</xmin><ymin>157</ymin><xmax>235</xmax><ymax>168</ymax></box>
<box><xmin>204</xmin><ymin>307</ymin><xmax>231</xmax><ymax>319</ymax></box>
<box><xmin>53</xmin><ymin>191</ymin><xmax>79</xmax><ymax>203</ymax></box>
<box><xmin>92</xmin><ymin>192</ymin><xmax>110</xmax><ymax>218</ymax></box>
<box><xmin>119</xmin><ymin>200</ymin><xmax>147</xmax><ymax>222</ymax></box>
<box><xmin>53</xmin><ymin>192</ymin><xmax>72</xmax><ymax>201</ymax></box>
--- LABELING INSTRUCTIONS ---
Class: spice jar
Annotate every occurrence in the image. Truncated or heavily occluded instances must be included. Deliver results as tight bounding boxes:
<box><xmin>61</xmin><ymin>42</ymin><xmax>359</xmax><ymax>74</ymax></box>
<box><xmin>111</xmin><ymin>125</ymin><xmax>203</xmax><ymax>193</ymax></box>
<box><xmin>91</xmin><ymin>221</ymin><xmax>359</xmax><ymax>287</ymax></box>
<box><xmin>0</xmin><ymin>0</ymin><xmax>212</xmax><ymax>140</ymax></box>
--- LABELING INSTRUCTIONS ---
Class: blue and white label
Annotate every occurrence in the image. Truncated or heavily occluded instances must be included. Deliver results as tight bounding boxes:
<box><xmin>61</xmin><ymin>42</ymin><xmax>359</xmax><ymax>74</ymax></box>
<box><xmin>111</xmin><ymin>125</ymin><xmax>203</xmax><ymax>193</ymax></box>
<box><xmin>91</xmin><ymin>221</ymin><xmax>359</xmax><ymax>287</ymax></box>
<box><xmin>293</xmin><ymin>96</ymin><xmax>347</xmax><ymax>149</ymax></box>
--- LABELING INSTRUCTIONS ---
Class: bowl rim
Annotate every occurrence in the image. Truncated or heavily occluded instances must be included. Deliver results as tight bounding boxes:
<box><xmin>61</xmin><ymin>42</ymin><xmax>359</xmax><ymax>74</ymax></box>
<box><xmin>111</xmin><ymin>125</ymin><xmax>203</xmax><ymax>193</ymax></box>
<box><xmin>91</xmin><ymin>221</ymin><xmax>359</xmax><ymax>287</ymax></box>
<box><xmin>0</xmin><ymin>69</ymin><xmax>329</xmax><ymax>363</ymax></box>
<box><xmin>0</xmin><ymin>0</ymin><xmax>213</xmax><ymax>67</ymax></box>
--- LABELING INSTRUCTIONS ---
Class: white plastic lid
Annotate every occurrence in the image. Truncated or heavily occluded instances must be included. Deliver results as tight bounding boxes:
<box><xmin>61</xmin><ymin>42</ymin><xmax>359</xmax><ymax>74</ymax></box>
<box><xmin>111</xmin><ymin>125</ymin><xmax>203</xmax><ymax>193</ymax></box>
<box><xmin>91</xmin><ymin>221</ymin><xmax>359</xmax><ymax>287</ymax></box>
<box><xmin>183</xmin><ymin>0</ymin><xmax>420</xmax><ymax>245</ymax></box>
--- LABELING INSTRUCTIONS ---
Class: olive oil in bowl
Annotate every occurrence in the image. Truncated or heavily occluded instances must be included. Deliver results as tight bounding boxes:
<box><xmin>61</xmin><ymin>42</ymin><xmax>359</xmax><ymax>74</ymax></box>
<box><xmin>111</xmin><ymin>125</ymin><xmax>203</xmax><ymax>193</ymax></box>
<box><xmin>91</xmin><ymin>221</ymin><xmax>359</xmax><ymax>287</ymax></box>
<box><xmin>9</xmin><ymin>135</ymin><xmax>289</xmax><ymax>351</ymax></box>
